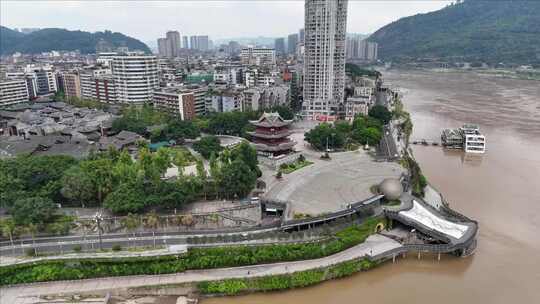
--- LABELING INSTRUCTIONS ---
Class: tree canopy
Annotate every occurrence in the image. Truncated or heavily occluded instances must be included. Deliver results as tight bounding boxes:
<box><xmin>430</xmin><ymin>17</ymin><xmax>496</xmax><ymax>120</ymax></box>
<box><xmin>193</xmin><ymin>136</ymin><xmax>223</xmax><ymax>159</ymax></box>
<box><xmin>0</xmin><ymin>26</ymin><xmax>151</xmax><ymax>55</ymax></box>
<box><xmin>368</xmin><ymin>0</ymin><xmax>540</xmax><ymax>65</ymax></box>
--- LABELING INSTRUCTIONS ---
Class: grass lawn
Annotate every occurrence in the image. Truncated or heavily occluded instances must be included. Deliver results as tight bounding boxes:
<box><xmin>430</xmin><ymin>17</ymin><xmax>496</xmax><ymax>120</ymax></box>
<box><xmin>280</xmin><ymin>160</ymin><xmax>314</xmax><ymax>174</ymax></box>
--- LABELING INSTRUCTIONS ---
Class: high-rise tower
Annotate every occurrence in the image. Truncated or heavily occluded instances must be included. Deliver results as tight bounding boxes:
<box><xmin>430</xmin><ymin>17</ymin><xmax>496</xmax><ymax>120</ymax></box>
<box><xmin>303</xmin><ymin>0</ymin><xmax>348</xmax><ymax>120</ymax></box>
<box><xmin>166</xmin><ymin>31</ymin><xmax>181</xmax><ymax>56</ymax></box>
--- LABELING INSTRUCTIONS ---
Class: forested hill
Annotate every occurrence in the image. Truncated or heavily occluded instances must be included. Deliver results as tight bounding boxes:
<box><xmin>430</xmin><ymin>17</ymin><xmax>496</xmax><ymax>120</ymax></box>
<box><xmin>0</xmin><ymin>26</ymin><xmax>151</xmax><ymax>55</ymax></box>
<box><xmin>368</xmin><ymin>0</ymin><xmax>540</xmax><ymax>64</ymax></box>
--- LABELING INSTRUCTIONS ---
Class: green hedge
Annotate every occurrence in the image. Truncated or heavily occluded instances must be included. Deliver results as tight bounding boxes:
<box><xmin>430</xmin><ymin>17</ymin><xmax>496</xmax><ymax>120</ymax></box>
<box><xmin>0</xmin><ymin>217</ymin><xmax>385</xmax><ymax>286</ymax></box>
<box><xmin>197</xmin><ymin>258</ymin><xmax>377</xmax><ymax>295</ymax></box>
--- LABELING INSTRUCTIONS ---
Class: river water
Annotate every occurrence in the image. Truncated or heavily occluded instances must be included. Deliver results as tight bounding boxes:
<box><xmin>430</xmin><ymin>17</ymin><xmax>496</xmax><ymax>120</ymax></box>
<box><xmin>203</xmin><ymin>70</ymin><xmax>540</xmax><ymax>304</ymax></box>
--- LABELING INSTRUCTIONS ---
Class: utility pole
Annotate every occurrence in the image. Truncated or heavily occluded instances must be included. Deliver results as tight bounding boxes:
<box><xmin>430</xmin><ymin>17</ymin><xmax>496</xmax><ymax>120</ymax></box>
<box><xmin>94</xmin><ymin>212</ymin><xmax>103</xmax><ymax>251</ymax></box>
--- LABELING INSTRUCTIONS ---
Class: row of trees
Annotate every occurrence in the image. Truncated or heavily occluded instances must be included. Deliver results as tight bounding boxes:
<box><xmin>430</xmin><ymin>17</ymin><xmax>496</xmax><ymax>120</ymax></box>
<box><xmin>112</xmin><ymin>105</ymin><xmax>295</xmax><ymax>141</ymax></box>
<box><xmin>1</xmin><ymin>218</ymin><xmax>384</xmax><ymax>285</ymax></box>
<box><xmin>0</xmin><ymin>141</ymin><xmax>260</xmax><ymax>230</ymax></box>
<box><xmin>304</xmin><ymin>105</ymin><xmax>392</xmax><ymax>151</ymax></box>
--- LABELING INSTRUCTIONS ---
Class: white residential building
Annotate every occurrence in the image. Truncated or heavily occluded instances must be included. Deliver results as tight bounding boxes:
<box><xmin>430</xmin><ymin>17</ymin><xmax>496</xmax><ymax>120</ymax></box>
<box><xmin>112</xmin><ymin>53</ymin><xmax>159</xmax><ymax>104</ymax></box>
<box><xmin>0</xmin><ymin>79</ymin><xmax>29</xmax><ymax>106</ymax></box>
<box><xmin>23</xmin><ymin>65</ymin><xmax>57</xmax><ymax>95</ymax></box>
<box><xmin>96</xmin><ymin>52</ymin><xmax>118</xmax><ymax>68</ymax></box>
<box><xmin>303</xmin><ymin>0</ymin><xmax>348</xmax><ymax>120</ymax></box>
<box><xmin>240</xmin><ymin>47</ymin><xmax>276</xmax><ymax>66</ymax></box>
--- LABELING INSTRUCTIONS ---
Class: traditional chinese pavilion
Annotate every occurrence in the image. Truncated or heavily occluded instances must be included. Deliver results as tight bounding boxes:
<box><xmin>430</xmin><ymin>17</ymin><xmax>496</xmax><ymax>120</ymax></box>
<box><xmin>248</xmin><ymin>112</ymin><xmax>295</xmax><ymax>156</ymax></box>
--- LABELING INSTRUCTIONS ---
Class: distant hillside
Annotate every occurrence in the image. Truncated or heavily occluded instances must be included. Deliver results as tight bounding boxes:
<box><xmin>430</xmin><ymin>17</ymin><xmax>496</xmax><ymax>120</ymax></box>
<box><xmin>369</xmin><ymin>0</ymin><xmax>540</xmax><ymax>64</ymax></box>
<box><xmin>0</xmin><ymin>26</ymin><xmax>151</xmax><ymax>55</ymax></box>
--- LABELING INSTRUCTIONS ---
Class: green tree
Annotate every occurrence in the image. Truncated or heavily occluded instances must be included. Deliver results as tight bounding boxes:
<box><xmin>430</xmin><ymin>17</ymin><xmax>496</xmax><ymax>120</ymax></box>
<box><xmin>111</xmin><ymin>117</ymin><xmax>148</xmax><ymax>134</ymax></box>
<box><xmin>104</xmin><ymin>182</ymin><xmax>146</xmax><ymax>214</ymax></box>
<box><xmin>304</xmin><ymin>123</ymin><xmax>345</xmax><ymax>151</ymax></box>
<box><xmin>334</xmin><ymin>120</ymin><xmax>352</xmax><ymax>134</ymax></box>
<box><xmin>121</xmin><ymin>213</ymin><xmax>140</xmax><ymax>244</ymax></box>
<box><xmin>193</xmin><ymin>136</ymin><xmax>223</xmax><ymax>159</ymax></box>
<box><xmin>352</xmin><ymin>127</ymin><xmax>382</xmax><ymax>145</ymax></box>
<box><xmin>368</xmin><ymin>105</ymin><xmax>392</xmax><ymax>125</ymax></box>
<box><xmin>11</xmin><ymin>197</ymin><xmax>57</xmax><ymax>226</ymax></box>
<box><xmin>196</xmin><ymin>159</ymin><xmax>207</xmax><ymax>179</ymax></box>
<box><xmin>80</xmin><ymin>158</ymin><xmax>114</xmax><ymax>204</ymax></box>
<box><xmin>165</xmin><ymin>120</ymin><xmax>200</xmax><ymax>141</ymax></box>
<box><xmin>231</xmin><ymin>142</ymin><xmax>258</xmax><ymax>170</ymax></box>
<box><xmin>1</xmin><ymin>155</ymin><xmax>77</xmax><ymax>203</ymax></box>
<box><xmin>0</xmin><ymin>171</ymin><xmax>25</xmax><ymax>208</ymax></box>
<box><xmin>60</xmin><ymin>166</ymin><xmax>95</xmax><ymax>207</ymax></box>
<box><xmin>218</xmin><ymin>159</ymin><xmax>256</xmax><ymax>198</ymax></box>
<box><xmin>1</xmin><ymin>219</ymin><xmax>17</xmax><ymax>247</ymax></box>
<box><xmin>144</xmin><ymin>211</ymin><xmax>160</xmax><ymax>230</ymax></box>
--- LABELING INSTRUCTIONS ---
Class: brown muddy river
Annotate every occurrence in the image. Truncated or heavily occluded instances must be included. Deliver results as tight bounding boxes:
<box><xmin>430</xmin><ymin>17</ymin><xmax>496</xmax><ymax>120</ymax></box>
<box><xmin>203</xmin><ymin>70</ymin><xmax>540</xmax><ymax>304</ymax></box>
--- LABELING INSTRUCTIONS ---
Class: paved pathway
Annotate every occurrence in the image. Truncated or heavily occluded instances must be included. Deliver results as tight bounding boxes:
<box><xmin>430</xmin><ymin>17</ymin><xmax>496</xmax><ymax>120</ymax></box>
<box><xmin>0</xmin><ymin>235</ymin><xmax>402</xmax><ymax>304</ymax></box>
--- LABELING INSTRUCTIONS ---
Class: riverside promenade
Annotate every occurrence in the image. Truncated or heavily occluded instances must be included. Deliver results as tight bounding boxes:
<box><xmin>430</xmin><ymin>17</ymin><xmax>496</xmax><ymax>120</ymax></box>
<box><xmin>1</xmin><ymin>234</ymin><xmax>402</xmax><ymax>304</ymax></box>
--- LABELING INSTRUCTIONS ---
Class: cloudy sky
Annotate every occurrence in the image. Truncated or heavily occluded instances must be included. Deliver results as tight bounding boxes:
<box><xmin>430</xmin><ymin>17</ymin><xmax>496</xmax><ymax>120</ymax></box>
<box><xmin>1</xmin><ymin>1</ymin><xmax>451</xmax><ymax>42</ymax></box>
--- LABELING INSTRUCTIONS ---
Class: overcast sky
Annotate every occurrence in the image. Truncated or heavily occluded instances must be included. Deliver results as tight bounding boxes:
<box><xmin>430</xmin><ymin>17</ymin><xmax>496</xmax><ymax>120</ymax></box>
<box><xmin>1</xmin><ymin>1</ymin><xmax>451</xmax><ymax>42</ymax></box>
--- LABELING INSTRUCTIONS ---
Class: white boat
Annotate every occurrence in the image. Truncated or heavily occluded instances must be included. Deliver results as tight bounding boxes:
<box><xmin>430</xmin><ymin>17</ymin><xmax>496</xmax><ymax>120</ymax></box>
<box><xmin>461</xmin><ymin>124</ymin><xmax>486</xmax><ymax>154</ymax></box>
<box><xmin>441</xmin><ymin>124</ymin><xmax>486</xmax><ymax>154</ymax></box>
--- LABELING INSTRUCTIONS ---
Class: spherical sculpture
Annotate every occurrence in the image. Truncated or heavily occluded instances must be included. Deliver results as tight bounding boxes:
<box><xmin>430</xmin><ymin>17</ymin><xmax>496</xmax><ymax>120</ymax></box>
<box><xmin>379</xmin><ymin>178</ymin><xmax>403</xmax><ymax>200</ymax></box>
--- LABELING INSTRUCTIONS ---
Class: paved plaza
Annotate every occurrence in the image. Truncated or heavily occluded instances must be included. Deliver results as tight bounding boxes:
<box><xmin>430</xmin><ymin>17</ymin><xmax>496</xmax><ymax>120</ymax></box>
<box><xmin>263</xmin><ymin>146</ymin><xmax>404</xmax><ymax>219</ymax></box>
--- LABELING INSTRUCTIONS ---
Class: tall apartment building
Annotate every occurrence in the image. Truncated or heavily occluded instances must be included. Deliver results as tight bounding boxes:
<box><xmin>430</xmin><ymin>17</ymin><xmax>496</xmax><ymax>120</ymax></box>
<box><xmin>189</xmin><ymin>36</ymin><xmax>210</xmax><ymax>51</ymax></box>
<box><xmin>95</xmin><ymin>76</ymin><xmax>117</xmax><ymax>104</ymax></box>
<box><xmin>346</xmin><ymin>37</ymin><xmax>378</xmax><ymax>61</ymax></box>
<box><xmin>189</xmin><ymin>85</ymin><xmax>208</xmax><ymax>116</ymax></box>
<box><xmin>80</xmin><ymin>67</ymin><xmax>112</xmax><ymax>100</ymax></box>
<box><xmin>153</xmin><ymin>88</ymin><xmax>196</xmax><ymax>120</ymax></box>
<box><xmin>182</xmin><ymin>36</ymin><xmax>189</xmax><ymax>49</ymax></box>
<box><xmin>61</xmin><ymin>72</ymin><xmax>81</xmax><ymax>99</ymax></box>
<box><xmin>274</xmin><ymin>38</ymin><xmax>286</xmax><ymax>55</ymax></box>
<box><xmin>167</xmin><ymin>31</ymin><xmax>181</xmax><ymax>56</ymax></box>
<box><xmin>158</xmin><ymin>38</ymin><xmax>173</xmax><ymax>58</ymax></box>
<box><xmin>240</xmin><ymin>47</ymin><xmax>276</xmax><ymax>66</ymax></box>
<box><xmin>23</xmin><ymin>65</ymin><xmax>58</xmax><ymax>95</ymax></box>
<box><xmin>303</xmin><ymin>0</ymin><xmax>348</xmax><ymax>120</ymax></box>
<box><xmin>288</xmin><ymin>33</ymin><xmax>299</xmax><ymax>55</ymax></box>
<box><xmin>0</xmin><ymin>78</ymin><xmax>29</xmax><ymax>107</ymax></box>
<box><xmin>157</xmin><ymin>31</ymin><xmax>181</xmax><ymax>58</ymax></box>
<box><xmin>112</xmin><ymin>53</ymin><xmax>159</xmax><ymax>104</ymax></box>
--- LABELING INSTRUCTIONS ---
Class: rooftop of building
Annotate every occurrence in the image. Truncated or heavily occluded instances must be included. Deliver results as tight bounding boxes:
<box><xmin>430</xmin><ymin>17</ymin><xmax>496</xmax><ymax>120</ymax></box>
<box><xmin>250</xmin><ymin>112</ymin><xmax>293</xmax><ymax>128</ymax></box>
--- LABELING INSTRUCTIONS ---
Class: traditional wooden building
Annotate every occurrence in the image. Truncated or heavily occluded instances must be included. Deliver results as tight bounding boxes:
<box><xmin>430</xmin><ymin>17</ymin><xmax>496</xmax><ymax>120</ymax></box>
<box><xmin>248</xmin><ymin>112</ymin><xmax>295</xmax><ymax>156</ymax></box>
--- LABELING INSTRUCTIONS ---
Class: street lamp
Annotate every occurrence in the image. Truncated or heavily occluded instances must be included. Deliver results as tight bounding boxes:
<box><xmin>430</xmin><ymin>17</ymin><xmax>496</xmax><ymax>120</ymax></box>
<box><xmin>94</xmin><ymin>212</ymin><xmax>103</xmax><ymax>251</ymax></box>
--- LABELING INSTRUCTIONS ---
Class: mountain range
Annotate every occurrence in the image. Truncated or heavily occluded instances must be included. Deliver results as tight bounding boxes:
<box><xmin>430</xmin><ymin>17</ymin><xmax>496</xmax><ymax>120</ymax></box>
<box><xmin>369</xmin><ymin>0</ymin><xmax>540</xmax><ymax>64</ymax></box>
<box><xmin>0</xmin><ymin>26</ymin><xmax>151</xmax><ymax>55</ymax></box>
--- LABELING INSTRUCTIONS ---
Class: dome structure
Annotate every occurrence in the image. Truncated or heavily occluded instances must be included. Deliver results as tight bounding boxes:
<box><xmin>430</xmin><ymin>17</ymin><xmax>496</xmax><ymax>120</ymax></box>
<box><xmin>379</xmin><ymin>178</ymin><xmax>403</xmax><ymax>200</ymax></box>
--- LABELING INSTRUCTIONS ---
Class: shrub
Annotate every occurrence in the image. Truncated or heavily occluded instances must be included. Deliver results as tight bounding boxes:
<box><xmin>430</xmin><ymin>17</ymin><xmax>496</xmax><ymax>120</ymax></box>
<box><xmin>72</xmin><ymin>245</ymin><xmax>82</xmax><ymax>253</ymax></box>
<box><xmin>112</xmin><ymin>244</ymin><xmax>122</xmax><ymax>252</ymax></box>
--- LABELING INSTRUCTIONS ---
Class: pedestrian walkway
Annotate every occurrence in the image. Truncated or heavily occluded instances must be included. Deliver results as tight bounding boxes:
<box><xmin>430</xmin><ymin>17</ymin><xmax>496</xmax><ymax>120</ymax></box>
<box><xmin>0</xmin><ymin>235</ymin><xmax>402</xmax><ymax>304</ymax></box>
